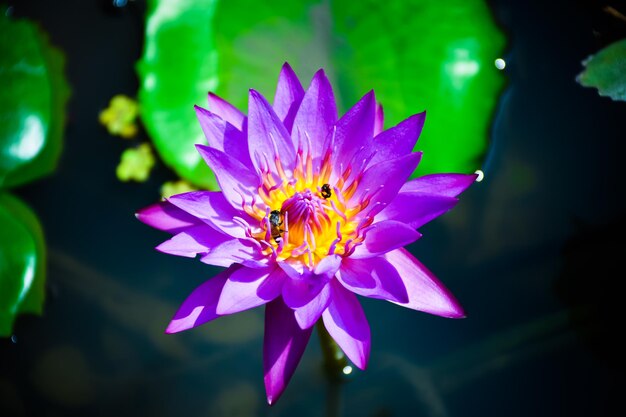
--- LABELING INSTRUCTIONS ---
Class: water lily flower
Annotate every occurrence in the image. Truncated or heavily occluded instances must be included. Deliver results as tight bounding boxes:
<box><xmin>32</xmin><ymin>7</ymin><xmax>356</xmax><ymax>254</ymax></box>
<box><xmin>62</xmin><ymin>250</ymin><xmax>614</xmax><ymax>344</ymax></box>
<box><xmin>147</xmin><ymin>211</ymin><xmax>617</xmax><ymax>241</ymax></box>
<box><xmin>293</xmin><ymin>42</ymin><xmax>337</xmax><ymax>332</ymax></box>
<box><xmin>136</xmin><ymin>63</ymin><xmax>476</xmax><ymax>404</ymax></box>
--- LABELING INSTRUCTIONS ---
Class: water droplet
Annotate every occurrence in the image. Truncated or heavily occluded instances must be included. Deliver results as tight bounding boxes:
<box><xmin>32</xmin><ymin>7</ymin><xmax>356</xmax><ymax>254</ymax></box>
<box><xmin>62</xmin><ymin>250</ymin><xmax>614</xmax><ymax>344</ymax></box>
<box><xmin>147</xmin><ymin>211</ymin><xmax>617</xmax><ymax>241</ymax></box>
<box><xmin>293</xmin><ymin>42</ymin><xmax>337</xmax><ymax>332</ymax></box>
<box><xmin>342</xmin><ymin>365</ymin><xmax>353</xmax><ymax>375</ymax></box>
<box><xmin>494</xmin><ymin>58</ymin><xmax>506</xmax><ymax>70</ymax></box>
<box><xmin>5</xmin><ymin>6</ymin><xmax>13</xmax><ymax>16</ymax></box>
<box><xmin>474</xmin><ymin>169</ymin><xmax>485</xmax><ymax>182</ymax></box>
<box><xmin>10</xmin><ymin>335</ymin><xmax>17</xmax><ymax>344</ymax></box>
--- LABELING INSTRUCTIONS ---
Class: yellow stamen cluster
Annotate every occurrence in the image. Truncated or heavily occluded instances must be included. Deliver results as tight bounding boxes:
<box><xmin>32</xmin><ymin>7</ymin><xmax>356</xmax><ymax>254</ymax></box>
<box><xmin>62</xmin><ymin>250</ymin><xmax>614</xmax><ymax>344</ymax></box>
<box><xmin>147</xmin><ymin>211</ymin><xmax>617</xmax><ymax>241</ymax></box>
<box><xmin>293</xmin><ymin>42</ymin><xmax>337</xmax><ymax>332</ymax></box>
<box><xmin>241</xmin><ymin>145</ymin><xmax>372</xmax><ymax>268</ymax></box>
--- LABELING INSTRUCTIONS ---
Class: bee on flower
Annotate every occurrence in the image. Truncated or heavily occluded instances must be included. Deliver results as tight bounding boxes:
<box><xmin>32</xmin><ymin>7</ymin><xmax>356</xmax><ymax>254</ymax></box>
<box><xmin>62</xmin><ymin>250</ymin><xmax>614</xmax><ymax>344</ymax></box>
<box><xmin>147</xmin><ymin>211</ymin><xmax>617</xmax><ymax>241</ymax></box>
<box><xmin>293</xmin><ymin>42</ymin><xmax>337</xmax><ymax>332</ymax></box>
<box><xmin>137</xmin><ymin>63</ymin><xmax>476</xmax><ymax>404</ymax></box>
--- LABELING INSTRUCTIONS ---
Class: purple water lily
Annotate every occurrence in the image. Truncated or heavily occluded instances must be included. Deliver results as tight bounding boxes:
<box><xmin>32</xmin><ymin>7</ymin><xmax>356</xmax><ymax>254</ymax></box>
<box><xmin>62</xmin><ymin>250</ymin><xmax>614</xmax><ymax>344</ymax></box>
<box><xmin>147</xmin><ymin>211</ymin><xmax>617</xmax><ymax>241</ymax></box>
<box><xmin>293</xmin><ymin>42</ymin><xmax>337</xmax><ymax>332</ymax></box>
<box><xmin>137</xmin><ymin>63</ymin><xmax>476</xmax><ymax>404</ymax></box>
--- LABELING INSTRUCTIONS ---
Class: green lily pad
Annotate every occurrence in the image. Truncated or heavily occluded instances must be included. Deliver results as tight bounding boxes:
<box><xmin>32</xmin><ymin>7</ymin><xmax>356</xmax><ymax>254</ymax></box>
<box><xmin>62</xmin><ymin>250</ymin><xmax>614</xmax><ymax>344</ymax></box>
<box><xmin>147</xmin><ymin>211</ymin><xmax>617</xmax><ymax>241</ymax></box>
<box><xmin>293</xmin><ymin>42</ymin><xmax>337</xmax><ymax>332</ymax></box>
<box><xmin>0</xmin><ymin>192</ymin><xmax>46</xmax><ymax>337</ymax></box>
<box><xmin>137</xmin><ymin>0</ymin><xmax>220</xmax><ymax>189</ymax></box>
<box><xmin>138</xmin><ymin>0</ymin><xmax>505</xmax><ymax>183</ymax></box>
<box><xmin>330</xmin><ymin>0</ymin><xmax>505</xmax><ymax>177</ymax></box>
<box><xmin>0</xmin><ymin>8</ymin><xmax>70</xmax><ymax>188</ymax></box>
<box><xmin>578</xmin><ymin>38</ymin><xmax>626</xmax><ymax>102</ymax></box>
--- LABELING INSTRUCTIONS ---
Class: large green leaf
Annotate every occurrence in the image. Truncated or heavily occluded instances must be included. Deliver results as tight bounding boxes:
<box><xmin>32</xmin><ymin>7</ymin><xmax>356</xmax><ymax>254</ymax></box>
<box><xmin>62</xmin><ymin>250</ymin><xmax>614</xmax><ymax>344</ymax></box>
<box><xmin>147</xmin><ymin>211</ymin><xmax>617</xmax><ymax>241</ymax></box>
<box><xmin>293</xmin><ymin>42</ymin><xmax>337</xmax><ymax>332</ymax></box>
<box><xmin>0</xmin><ymin>8</ymin><xmax>70</xmax><ymax>188</ymax></box>
<box><xmin>578</xmin><ymin>38</ymin><xmax>626</xmax><ymax>102</ymax></box>
<box><xmin>138</xmin><ymin>0</ymin><xmax>505</xmax><ymax>183</ymax></box>
<box><xmin>0</xmin><ymin>192</ymin><xmax>46</xmax><ymax>337</ymax></box>
<box><xmin>330</xmin><ymin>0</ymin><xmax>505</xmax><ymax>176</ymax></box>
<box><xmin>137</xmin><ymin>0</ymin><xmax>220</xmax><ymax>189</ymax></box>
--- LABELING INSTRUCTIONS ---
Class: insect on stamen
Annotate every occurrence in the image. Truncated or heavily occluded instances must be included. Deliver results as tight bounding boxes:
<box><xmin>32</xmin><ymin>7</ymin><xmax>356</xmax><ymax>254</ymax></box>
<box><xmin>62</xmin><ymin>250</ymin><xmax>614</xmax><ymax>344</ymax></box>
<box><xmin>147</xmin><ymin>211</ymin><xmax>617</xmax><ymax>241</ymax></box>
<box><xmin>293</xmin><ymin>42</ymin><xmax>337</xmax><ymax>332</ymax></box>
<box><xmin>321</xmin><ymin>183</ymin><xmax>332</xmax><ymax>199</ymax></box>
<box><xmin>269</xmin><ymin>209</ymin><xmax>284</xmax><ymax>242</ymax></box>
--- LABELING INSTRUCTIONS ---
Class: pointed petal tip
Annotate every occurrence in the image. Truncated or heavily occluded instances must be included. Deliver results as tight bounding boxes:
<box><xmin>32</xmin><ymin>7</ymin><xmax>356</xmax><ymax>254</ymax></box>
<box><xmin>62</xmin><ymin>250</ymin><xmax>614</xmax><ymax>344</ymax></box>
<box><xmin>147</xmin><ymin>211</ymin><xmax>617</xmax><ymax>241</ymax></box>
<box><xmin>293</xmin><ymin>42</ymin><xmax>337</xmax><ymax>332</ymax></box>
<box><xmin>447</xmin><ymin>304</ymin><xmax>467</xmax><ymax>319</ymax></box>
<box><xmin>280</xmin><ymin>61</ymin><xmax>294</xmax><ymax>71</ymax></box>
<box><xmin>164</xmin><ymin>320</ymin><xmax>187</xmax><ymax>334</ymax></box>
<box><xmin>313</xmin><ymin>67</ymin><xmax>327</xmax><ymax>78</ymax></box>
<box><xmin>264</xmin><ymin>379</ymin><xmax>285</xmax><ymax>406</ymax></box>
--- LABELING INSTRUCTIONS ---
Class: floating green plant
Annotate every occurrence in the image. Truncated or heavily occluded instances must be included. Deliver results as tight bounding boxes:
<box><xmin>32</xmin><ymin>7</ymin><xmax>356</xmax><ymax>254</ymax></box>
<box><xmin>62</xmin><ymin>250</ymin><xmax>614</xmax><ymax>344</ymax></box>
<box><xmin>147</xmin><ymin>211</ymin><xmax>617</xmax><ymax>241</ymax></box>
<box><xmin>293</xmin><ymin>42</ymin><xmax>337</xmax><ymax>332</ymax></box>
<box><xmin>137</xmin><ymin>0</ymin><xmax>505</xmax><ymax>187</ymax></box>
<box><xmin>0</xmin><ymin>8</ymin><xmax>70</xmax><ymax>336</ymax></box>
<box><xmin>578</xmin><ymin>38</ymin><xmax>626</xmax><ymax>102</ymax></box>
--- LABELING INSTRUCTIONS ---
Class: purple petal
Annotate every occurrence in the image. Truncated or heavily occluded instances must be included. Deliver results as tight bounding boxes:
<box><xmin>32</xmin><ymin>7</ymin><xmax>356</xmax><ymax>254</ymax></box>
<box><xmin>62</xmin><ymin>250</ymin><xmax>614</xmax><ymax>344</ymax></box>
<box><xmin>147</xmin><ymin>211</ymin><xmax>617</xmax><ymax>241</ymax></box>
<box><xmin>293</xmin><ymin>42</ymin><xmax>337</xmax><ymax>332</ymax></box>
<box><xmin>322</xmin><ymin>281</ymin><xmax>371</xmax><ymax>370</ymax></box>
<box><xmin>264</xmin><ymin>298</ymin><xmax>313</xmax><ymax>405</ymax></box>
<box><xmin>248</xmin><ymin>89</ymin><xmax>296</xmax><ymax>174</ymax></box>
<box><xmin>168</xmin><ymin>191</ymin><xmax>254</xmax><ymax>239</ymax></box>
<box><xmin>200</xmin><ymin>238</ymin><xmax>266</xmax><ymax>268</ymax></box>
<box><xmin>325</xmin><ymin>91</ymin><xmax>376</xmax><ymax>178</ymax></box>
<box><xmin>376</xmin><ymin>192</ymin><xmax>459</xmax><ymax>229</ymax></box>
<box><xmin>280</xmin><ymin>256</ymin><xmax>340</xmax><ymax>308</ymax></box>
<box><xmin>383</xmin><ymin>248</ymin><xmax>465</xmax><ymax>318</ymax></box>
<box><xmin>337</xmin><ymin>257</ymin><xmax>408</xmax><ymax>303</ymax></box>
<box><xmin>156</xmin><ymin>225</ymin><xmax>231</xmax><ymax>258</ymax></box>
<box><xmin>281</xmin><ymin>271</ymin><xmax>327</xmax><ymax>309</ymax></box>
<box><xmin>368</xmin><ymin>112</ymin><xmax>425</xmax><ymax>166</ymax></box>
<box><xmin>194</xmin><ymin>106</ymin><xmax>252</xmax><ymax>166</ymax></box>
<box><xmin>400</xmin><ymin>173</ymin><xmax>478</xmax><ymax>197</ymax></box>
<box><xmin>165</xmin><ymin>267</ymin><xmax>233</xmax><ymax>333</ymax></box>
<box><xmin>273</xmin><ymin>62</ymin><xmax>305</xmax><ymax>132</ymax></box>
<box><xmin>216</xmin><ymin>266</ymin><xmax>285</xmax><ymax>315</ymax></box>
<box><xmin>207</xmin><ymin>92</ymin><xmax>245</xmax><ymax>130</ymax></box>
<box><xmin>349</xmin><ymin>153</ymin><xmax>422</xmax><ymax>217</ymax></box>
<box><xmin>292</xmin><ymin>69</ymin><xmax>337</xmax><ymax>160</ymax></box>
<box><xmin>373</xmin><ymin>102</ymin><xmax>384</xmax><ymax>136</ymax></box>
<box><xmin>350</xmin><ymin>220</ymin><xmax>421</xmax><ymax>259</ymax></box>
<box><xmin>195</xmin><ymin>144</ymin><xmax>260</xmax><ymax>209</ymax></box>
<box><xmin>135</xmin><ymin>201</ymin><xmax>202</xmax><ymax>234</ymax></box>
<box><xmin>294</xmin><ymin>282</ymin><xmax>331</xmax><ymax>329</ymax></box>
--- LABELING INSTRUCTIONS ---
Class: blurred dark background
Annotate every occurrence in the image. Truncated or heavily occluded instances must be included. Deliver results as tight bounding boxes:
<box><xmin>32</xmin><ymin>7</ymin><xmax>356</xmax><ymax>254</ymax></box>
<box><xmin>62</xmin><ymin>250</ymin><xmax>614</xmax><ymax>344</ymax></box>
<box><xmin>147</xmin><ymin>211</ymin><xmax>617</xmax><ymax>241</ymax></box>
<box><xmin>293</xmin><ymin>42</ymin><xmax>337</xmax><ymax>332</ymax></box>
<box><xmin>2</xmin><ymin>0</ymin><xmax>626</xmax><ymax>416</ymax></box>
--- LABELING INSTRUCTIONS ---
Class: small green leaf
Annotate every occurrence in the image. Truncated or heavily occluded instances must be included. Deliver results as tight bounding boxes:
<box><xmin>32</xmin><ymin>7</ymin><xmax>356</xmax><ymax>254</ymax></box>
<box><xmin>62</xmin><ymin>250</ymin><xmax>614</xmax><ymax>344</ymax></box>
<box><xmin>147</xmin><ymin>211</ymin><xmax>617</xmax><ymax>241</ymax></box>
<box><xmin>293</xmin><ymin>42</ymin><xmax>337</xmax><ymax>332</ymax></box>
<box><xmin>578</xmin><ymin>38</ymin><xmax>626</xmax><ymax>102</ymax></box>
<box><xmin>116</xmin><ymin>143</ymin><xmax>156</xmax><ymax>182</ymax></box>
<box><xmin>0</xmin><ymin>9</ymin><xmax>70</xmax><ymax>188</ymax></box>
<box><xmin>99</xmin><ymin>95</ymin><xmax>140</xmax><ymax>138</ymax></box>
<box><xmin>0</xmin><ymin>192</ymin><xmax>46</xmax><ymax>337</ymax></box>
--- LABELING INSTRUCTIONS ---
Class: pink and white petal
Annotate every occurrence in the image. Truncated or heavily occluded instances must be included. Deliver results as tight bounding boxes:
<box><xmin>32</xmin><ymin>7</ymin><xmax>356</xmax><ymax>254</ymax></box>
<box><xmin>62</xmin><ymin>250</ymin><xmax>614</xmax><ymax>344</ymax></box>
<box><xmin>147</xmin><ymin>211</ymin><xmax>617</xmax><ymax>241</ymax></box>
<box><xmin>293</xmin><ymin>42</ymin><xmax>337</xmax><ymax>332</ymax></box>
<box><xmin>200</xmin><ymin>238</ymin><xmax>266</xmax><ymax>268</ymax></box>
<box><xmin>322</xmin><ymin>281</ymin><xmax>371</xmax><ymax>370</ymax></box>
<box><xmin>194</xmin><ymin>106</ymin><xmax>251</xmax><ymax>166</ymax></box>
<box><xmin>348</xmin><ymin>153</ymin><xmax>422</xmax><ymax>216</ymax></box>
<box><xmin>273</xmin><ymin>62</ymin><xmax>305</xmax><ymax>132</ymax></box>
<box><xmin>156</xmin><ymin>225</ymin><xmax>231</xmax><ymax>258</ymax></box>
<box><xmin>373</xmin><ymin>102</ymin><xmax>384</xmax><ymax>136</ymax></box>
<box><xmin>376</xmin><ymin>192</ymin><xmax>459</xmax><ymax>229</ymax></box>
<box><xmin>168</xmin><ymin>191</ymin><xmax>254</xmax><ymax>239</ymax></box>
<box><xmin>293</xmin><ymin>282</ymin><xmax>332</xmax><ymax>330</ymax></box>
<box><xmin>207</xmin><ymin>92</ymin><xmax>245</xmax><ymax>130</ymax></box>
<box><xmin>383</xmin><ymin>248</ymin><xmax>465</xmax><ymax>318</ymax></box>
<box><xmin>368</xmin><ymin>112</ymin><xmax>425</xmax><ymax>166</ymax></box>
<box><xmin>135</xmin><ymin>201</ymin><xmax>202</xmax><ymax>234</ymax></box>
<box><xmin>326</xmin><ymin>91</ymin><xmax>377</xmax><ymax>180</ymax></box>
<box><xmin>195</xmin><ymin>145</ymin><xmax>260</xmax><ymax>209</ymax></box>
<box><xmin>337</xmin><ymin>257</ymin><xmax>408</xmax><ymax>303</ymax></box>
<box><xmin>292</xmin><ymin>69</ymin><xmax>337</xmax><ymax>160</ymax></box>
<box><xmin>400</xmin><ymin>173</ymin><xmax>478</xmax><ymax>197</ymax></box>
<box><xmin>314</xmin><ymin>254</ymin><xmax>342</xmax><ymax>278</ymax></box>
<box><xmin>216</xmin><ymin>266</ymin><xmax>285</xmax><ymax>315</ymax></box>
<box><xmin>165</xmin><ymin>267</ymin><xmax>234</xmax><ymax>333</ymax></box>
<box><xmin>350</xmin><ymin>220</ymin><xmax>421</xmax><ymax>259</ymax></box>
<box><xmin>264</xmin><ymin>298</ymin><xmax>313</xmax><ymax>405</ymax></box>
<box><xmin>248</xmin><ymin>89</ymin><xmax>296</xmax><ymax>174</ymax></box>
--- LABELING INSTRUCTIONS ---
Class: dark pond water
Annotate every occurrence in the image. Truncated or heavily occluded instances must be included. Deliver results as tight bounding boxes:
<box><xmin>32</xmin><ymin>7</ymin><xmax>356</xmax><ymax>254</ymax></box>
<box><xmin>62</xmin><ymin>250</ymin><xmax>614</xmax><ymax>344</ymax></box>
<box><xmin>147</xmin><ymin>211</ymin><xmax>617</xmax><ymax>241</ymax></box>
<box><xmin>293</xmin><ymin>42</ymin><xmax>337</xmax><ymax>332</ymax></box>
<box><xmin>2</xmin><ymin>0</ymin><xmax>626</xmax><ymax>416</ymax></box>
